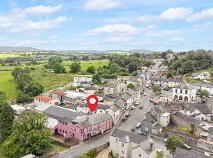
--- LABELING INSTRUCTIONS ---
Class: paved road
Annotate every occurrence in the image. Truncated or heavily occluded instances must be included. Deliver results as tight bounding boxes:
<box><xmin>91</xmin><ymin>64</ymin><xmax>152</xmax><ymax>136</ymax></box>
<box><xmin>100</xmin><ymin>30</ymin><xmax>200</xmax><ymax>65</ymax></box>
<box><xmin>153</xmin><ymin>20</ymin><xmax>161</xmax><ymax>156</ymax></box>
<box><xmin>118</xmin><ymin>88</ymin><xmax>154</xmax><ymax>132</ymax></box>
<box><xmin>56</xmin><ymin>88</ymin><xmax>155</xmax><ymax>158</ymax></box>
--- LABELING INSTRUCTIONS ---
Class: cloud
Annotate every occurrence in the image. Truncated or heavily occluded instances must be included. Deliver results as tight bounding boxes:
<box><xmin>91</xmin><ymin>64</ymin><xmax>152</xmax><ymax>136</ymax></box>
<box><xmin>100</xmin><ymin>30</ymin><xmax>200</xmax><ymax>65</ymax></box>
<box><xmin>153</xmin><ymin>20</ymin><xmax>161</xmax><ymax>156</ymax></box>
<box><xmin>138</xmin><ymin>7</ymin><xmax>213</xmax><ymax>23</ymax></box>
<box><xmin>8</xmin><ymin>16</ymin><xmax>68</xmax><ymax>32</ymax></box>
<box><xmin>0</xmin><ymin>5</ymin><xmax>68</xmax><ymax>33</ymax></box>
<box><xmin>87</xmin><ymin>24</ymin><xmax>137</xmax><ymax>35</ymax></box>
<box><xmin>193</xmin><ymin>21</ymin><xmax>213</xmax><ymax>29</ymax></box>
<box><xmin>105</xmin><ymin>36</ymin><xmax>130</xmax><ymax>42</ymax></box>
<box><xmin>188</xmin><ymin>8</ymin><xmax>213</xmax><ymax>21</ymax></box>
<box><xmin>160</xmin><ymin>8</ymin><xmax>193</xmax><ymax>20</ymax></box>
<box><xmin>14</xmin><ymin>5</ymin><xmax>63</xmax><ymax>16</ymax></box>
<box><xmin>84</xmin><ymin>0</ymin><xmax>120</xmax><ymax>10</ymax></box>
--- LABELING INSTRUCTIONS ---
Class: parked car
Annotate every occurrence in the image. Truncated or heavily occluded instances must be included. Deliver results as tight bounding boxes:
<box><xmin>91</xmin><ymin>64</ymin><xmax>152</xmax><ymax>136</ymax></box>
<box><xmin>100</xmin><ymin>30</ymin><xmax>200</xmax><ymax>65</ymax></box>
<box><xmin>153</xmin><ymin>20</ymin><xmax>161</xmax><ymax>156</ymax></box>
<box><xmin>125</xmin><ymin>112</ymin><xmax>130</xmax><ymax>117</ymax></box>
<box><xmin>182</xmin><ymin>144</ymin><xmax>191</xmax><ymax>150</ymax></box>
<box><xmin>131</xmin><ymin>126</ymin><xmax>136</xmax><ymax>132</ymax></box>
<box><xmin>139</xmin><ymin>105</ymin><xmax>143</xmax><ymax>109</ymax></box>
<box><xmin>144</xmin><ymin>93</ymin><xmax>147</xmax><ymax>96</ymax></box>
<box><xmin>138</xmin><ymin>131</ymin><xmax>147</xmax><ymax>136</ymax></box>
<box><xmin>136</xmin><ymin>122</ymin><xmax>141</xmax><ymax>128</ymax></box>
<box><xmin>135</xmin><ymin>102</ymin><xmax>140</xmax><ymax>106</ymax></box>
<box><xmin>122</xmin><ymin>116</ymin><xmax>127</xmax><ymax>121</ymax></box>
<box><xmin>130</xmin><ymin>106</ymin><xmax>135</xmax><ymax>110</ymax></box>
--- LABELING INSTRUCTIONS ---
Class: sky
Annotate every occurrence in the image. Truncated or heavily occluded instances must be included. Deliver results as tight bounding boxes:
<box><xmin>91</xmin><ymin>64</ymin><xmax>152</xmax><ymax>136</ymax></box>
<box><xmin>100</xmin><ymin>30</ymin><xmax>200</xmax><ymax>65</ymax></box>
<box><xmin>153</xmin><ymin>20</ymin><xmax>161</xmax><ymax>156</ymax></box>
<box><xmin>0</xmin><ymin>0</ymin><xmax>213</xmax><ymax>51</ymax></box>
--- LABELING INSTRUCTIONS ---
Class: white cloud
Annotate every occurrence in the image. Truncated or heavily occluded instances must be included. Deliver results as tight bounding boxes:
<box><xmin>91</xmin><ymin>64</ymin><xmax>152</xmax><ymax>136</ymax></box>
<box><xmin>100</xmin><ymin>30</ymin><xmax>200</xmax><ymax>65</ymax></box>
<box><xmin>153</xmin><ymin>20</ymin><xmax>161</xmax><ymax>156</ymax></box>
<box><xmin>171</xmin><ymin>37</ymin><xmax>185</xmax><ymax>42</ymax></box>
<box><xmin>49</xmin><ymin>34</ymin><xmax>59</xmax><ymax>39</ymax></box>
<box><xmin>160</xmin><ymin>8</ymin><xmax>193</xmax><ymax>20</ymax></box>
<box><xmin>9</xmin><ymin>16</ymin><xmax>68</xmax><ymax>32</ymax></box>
<box><xmin>193</xmin><ymin>21</ymin><xmax>213</xmax><ymax>29</ymax></box>
<box><xmin>138</xmin><ymin>7</ymin><xmax>213</xmax><ymax>23</ymax></box>
<box><xmin>84</xmin><ymin>0</ymin><xmax>120</xmax><ymax>10</ymax></box>
<box><xmin>14</xmin><ymin>5</ymin><xmax>63</xmax><ymax>16</ymax></box>
<box><xmin>87</xmin><ymin>24</ymin><xmax>137</xmax><ymax>35</ymax></box>
<box><xmin>188</xmin><ymin>8</ymin><xmax>213</xmax><ymax>21</ymax></box>
<box><xmin>105</xmin><ymin>36</ymin><xmax>130</xmax><ymax>42</ymax></box>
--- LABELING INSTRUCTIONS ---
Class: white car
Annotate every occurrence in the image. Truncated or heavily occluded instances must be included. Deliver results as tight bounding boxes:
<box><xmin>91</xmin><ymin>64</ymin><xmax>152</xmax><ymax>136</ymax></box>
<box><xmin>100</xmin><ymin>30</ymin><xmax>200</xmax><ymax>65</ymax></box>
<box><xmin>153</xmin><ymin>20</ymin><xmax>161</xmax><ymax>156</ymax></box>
<box><xmin>125</xmin><ymin>112</ymin><xmax>130</xmax><ymax>117</ymax></box>
<box><xmin>136</xmin><ymin>122</ymin><xmax>141</xmax><ymax>128</ymax></box>
<box><xmin>130</xmin><ymin>106</ymin><xmax>135</xmax><ymax>110</ymax></box>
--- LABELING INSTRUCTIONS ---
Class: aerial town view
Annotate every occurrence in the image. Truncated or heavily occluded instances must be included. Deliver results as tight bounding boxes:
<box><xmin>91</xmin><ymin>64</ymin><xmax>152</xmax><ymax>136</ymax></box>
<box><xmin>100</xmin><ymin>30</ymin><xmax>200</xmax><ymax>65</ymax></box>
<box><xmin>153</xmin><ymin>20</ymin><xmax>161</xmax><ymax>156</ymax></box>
<box><xmin>1</xmin><ymin>0</ymin><xmax>213</xmax><ymax>158</ymax></box>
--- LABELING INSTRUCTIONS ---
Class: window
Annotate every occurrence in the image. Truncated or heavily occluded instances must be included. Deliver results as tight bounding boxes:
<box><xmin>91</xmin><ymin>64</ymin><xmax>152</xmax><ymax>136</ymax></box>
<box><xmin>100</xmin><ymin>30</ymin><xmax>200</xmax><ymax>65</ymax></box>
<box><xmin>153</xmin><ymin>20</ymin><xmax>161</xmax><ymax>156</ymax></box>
<box><xmin>175</xmin><ymin>89</ymin><xmax>177</xmax><ymax>93</ymax></box>
<box><xmin>122</xmin><ymin>143</ymin><xmax>124</xmax><ymax>147</ymax></box>
<box><xmin>180</xmin><ymin>89</ymin><xmax>182</xmax><ymax>93</ymax></box>
<box><xmin>122</xmin><ymin>151</ymin><xmax>124</xmax><ymax>154</ymax></box>
<box><xmin>139</xmin><ymin>154</ymin><xmax>141</xmax><ymax>158</ymax></box>
<box><xmin>116</xmin><ymin>139</ymin><xmax>118</xmax><ymax>142</ymax></box>
<box><xmin>60</xmin><ymin>129</ymin><xmax>61</xmax><ymax>132</ymax></box>
<box><xmin>65</xmin><ymin>131</ymin><xmax>67</xmax><ymax>134</ymax></box>
<box><xmin>185</xmin><ymin>90</ymin><xmax>188</xmax><ymax>94</ymax></box>
<box><xmin>63</xmin><ymin>130</ymin><xmax>64</xmax><ymax>133</ymax></box>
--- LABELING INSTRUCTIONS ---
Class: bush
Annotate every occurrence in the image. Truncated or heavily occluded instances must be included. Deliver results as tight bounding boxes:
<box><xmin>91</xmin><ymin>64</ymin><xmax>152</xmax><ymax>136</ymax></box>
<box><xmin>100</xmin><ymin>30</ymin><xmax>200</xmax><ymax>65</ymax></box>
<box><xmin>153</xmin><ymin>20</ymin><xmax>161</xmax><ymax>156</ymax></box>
<box><xmin>86</xmin><ymin>149</ymin><xmax>96</xmax><ymax>158</ymax></box>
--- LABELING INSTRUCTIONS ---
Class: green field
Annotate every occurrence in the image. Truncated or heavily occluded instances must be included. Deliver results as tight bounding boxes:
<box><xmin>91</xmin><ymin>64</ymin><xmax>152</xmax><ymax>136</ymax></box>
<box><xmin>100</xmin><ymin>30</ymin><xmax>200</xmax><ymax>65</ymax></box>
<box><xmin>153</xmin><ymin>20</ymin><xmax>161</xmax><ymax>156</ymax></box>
<box><xmin>0</xmin><ymin>60</ymin><xmax>109</xmax><ymax>100</ymax></box>
<box><xmin>63</xmin><ymin>60</ymin><xmax>110</xmax><ymax>71</ymax></box>
<box><xmin>0</xmin><ymin>71</ymin><xmax>17</xmax><ymax>100</ymax></box>
<box><xmin>0</xmin><ymin>53</ymin><xmax>22</xmax><ymax>59</ymax></box>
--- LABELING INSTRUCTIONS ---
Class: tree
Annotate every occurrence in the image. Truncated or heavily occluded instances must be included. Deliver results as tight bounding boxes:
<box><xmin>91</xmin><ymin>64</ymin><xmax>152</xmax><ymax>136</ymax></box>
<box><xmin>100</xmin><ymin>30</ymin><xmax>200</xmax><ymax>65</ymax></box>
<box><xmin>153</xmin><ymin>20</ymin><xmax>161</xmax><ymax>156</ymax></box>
<box><xmin>24</xmin><ymin>82</ymin><xmax>44</xmax><ymax>97</ymax></box>
<box><xmin>70</xmin><ymin>63</ymin><xmax>81</xmax><ymax>73</ymax></box>
<box><xmin>2</xmin><ymin>111</ymin><xmax>51</xmax><ymax>158</ymax></box>
<box><xmin>12</xmin><ymin>67</ymin><xmax>30</xmax><ymax>80</ymax></box>
<box><xmin>165</xmin><ymin>135</ymin><xmax>184</xmax><ymax>154</ymax></box>
<box><xmin>128</xmin><ymin>63</ymin><xmax>138</xmax><ymax>74</ymax></box>
<box><xmin>152</xmin><ymin>85</ymin><xmax>161</xmax><ymax>94</ymax></box>
<box><xmin>92</xmin><ymin>74</ymin><xmax>102</xmax><ymax>85</ymax></box>
<box><xmin>16</xmin><ymin>72</ymin><xmax>32</xmax><ymax>91</ymax></box>
<box><xmin>82</xmin><ymin>56</ymin><xmax>89</xmax><ymax>61</ymax></box>
<box><xmin>16</xmin><ymin>91</ymin><xmax>32</xmax><ymax>103</ymax></box>
<box><xmin>53</xmin><ymin>63</ymin><xmax>66</xmax><ymax>73</ymax></box>
<box><xmin>199</xmin><ymin>90</ymin><xmax>209</xmax><ymax>98</ymax></box>
<box><xmin>86</xmin><ymin>66</ymin><xmax>96</xmax><ymax>74</ymax></box>
<box><xmin>0</xmin><ymin>93</ymin><xmax>14</xmax><ymax>142</ymax></box>
<box><xmin>127</xmin><ymin>83</ymin><xmax>135</xmax><ymax>90</ymax></box>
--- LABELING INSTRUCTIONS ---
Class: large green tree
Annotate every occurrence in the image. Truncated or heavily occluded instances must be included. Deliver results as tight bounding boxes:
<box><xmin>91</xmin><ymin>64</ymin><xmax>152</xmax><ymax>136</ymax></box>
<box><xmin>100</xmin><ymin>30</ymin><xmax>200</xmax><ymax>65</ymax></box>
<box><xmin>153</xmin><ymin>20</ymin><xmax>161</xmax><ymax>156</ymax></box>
<box><xmin>86</xmin><ymin>66</ymin><xmax>96</xmax><ymax>74</ymax></box>
<box><xmin>199</xmin><ymin>90</ymin><xmax>209</xmax><ymax>98</ymax></box>
<box><xmin>70</xmin><ymin>63</ymin><xmax>81</xmax><ymax>73</ymax></box>
<box><xmin>92</xmin><ymin>74</ymin><xmax>102</xmax><ymax>85</ymax></box>
<box><xmin>2</xmin><ymin>111</ymin><xmax>51</xmax><ymax>158</ymax></box>
<box><xmin>53</xmin><ymin>63</ymin><xmax>66</xmax><ymax>73</ymax></box>
<box><xmin>127</xmin><ymin>83</ymin><xmax>135</xmax><ymax>90</ymax></box>
<box><xmin>0</xmin><ymin>91</ymin><xmax>14</xmax><ymax>142</ymax></box>
<box><xmin>165</xmin><ymin>135</ymin><xmax>184</xmax><ymax>154</ymax></box>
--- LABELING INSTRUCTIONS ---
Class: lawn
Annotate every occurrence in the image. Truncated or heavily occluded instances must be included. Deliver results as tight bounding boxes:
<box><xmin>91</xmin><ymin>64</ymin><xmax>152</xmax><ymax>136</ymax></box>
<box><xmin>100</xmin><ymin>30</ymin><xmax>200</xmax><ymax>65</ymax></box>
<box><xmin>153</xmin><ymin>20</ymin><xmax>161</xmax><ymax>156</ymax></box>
<box><xmin>0</xmin><ymin>71</ymin><xmax>17</xmax><ymax>100</ymax></box>
<box><xmin>0</xmin><ymin>53</ymin><xmax>22</xmax><ymax>59</ymax></box>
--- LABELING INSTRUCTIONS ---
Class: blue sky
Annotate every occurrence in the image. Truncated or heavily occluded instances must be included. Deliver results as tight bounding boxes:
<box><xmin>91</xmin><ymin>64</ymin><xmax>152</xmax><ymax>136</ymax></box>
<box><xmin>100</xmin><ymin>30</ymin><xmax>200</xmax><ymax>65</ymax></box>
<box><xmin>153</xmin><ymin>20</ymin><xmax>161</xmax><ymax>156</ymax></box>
<box><xmin>0</xmin><ymin>0</ymin><xmax>213</xmax><ymax>51</ymax></box>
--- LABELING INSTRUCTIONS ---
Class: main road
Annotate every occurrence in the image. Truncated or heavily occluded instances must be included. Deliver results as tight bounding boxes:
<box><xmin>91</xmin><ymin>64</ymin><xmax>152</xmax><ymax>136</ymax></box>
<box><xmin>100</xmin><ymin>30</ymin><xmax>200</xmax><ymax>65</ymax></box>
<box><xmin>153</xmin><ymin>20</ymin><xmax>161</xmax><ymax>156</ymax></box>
<box><xmin>56</xmin><ymin>88</ymin><xmax>155</xmax><ymax>158</ymax></box>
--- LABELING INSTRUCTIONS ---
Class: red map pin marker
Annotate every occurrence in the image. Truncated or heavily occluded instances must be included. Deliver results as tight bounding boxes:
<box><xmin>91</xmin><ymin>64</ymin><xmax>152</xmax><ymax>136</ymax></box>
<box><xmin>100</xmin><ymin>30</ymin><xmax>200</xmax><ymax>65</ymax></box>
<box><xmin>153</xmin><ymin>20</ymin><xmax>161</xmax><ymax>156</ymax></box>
<box><xmin>87</xmin><ymin>95</ymin><xmax>98</xmax><ymax>112</ymax></box>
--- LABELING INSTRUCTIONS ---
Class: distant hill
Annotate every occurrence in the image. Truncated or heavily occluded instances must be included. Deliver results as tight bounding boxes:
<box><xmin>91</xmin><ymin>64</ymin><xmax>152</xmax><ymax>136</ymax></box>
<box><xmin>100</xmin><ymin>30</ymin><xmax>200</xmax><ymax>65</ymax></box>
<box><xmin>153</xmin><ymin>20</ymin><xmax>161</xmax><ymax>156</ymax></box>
<box><xmin>0</xmin><ymin>46</ymin><xmax>39</xmax><ymax>52</ymax></box>
<box><xmin>0</xmin><ymin>46</ymin><xmax>157</xmax><ymax>54</ymax></box>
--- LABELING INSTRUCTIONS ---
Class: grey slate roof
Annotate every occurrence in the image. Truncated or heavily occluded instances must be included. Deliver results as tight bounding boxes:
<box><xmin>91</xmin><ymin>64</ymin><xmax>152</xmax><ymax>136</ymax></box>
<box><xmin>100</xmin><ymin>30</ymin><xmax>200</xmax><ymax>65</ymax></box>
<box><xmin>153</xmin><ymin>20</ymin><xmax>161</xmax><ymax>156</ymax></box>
<box><xmin>188</xmin><ymin>103</ymin><xmax>211</xmax><ymax>114</ymax></box>
<box><xmin>116</xmin><ymin>98</ymin><xmax>126</xmax><ymax>107</ymax></box>
<box><xmin>44</xmin><ymin>106</ymin><xmax>84</xmax><ymax>122</ymax></box>
<box><xmin>80</xmin><ymin>113</ymin><xmax>112</xmax><ymax>127</ymax></box>
<box><xmin>173</xmin><ymin>112</ymin><xmax>202</xmax><ymax>125</ymax></box>
<box><xmin>173</xmin><ymin>149</ymin><xmax>213</xmax><ymax>158</ymax></box>
<box><xmin>111</xmin><ymin>129</ymin><xmax>147</xmax><ymax>144</ymax></box>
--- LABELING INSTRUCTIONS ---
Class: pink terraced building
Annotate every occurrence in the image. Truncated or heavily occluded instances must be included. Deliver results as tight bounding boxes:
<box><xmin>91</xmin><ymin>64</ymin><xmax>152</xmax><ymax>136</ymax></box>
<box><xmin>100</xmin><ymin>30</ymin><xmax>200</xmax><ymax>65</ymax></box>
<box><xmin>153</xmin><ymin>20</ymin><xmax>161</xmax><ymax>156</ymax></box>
<box><xmin>44</xmin><ymin>106</ymin><xmax>113</xmax><ymax>141</ymax></box>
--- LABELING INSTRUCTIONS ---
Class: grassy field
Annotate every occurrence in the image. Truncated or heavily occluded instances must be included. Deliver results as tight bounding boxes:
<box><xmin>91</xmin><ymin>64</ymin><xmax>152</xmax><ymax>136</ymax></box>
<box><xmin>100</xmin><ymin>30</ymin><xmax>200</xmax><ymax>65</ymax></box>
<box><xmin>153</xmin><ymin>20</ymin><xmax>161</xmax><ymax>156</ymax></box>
<box><xmin>63</xmin><ymin>60</ymin><xmax>110</xmax><ymax>71</ymax></box>
<box><xmin>0</xmin><ymin>53</ymin><xmax>23</xmax><ymax>59</ymax></box>
<box><xmin>0</xmin><ymin>60</ymin><xmax>109</xmax><ymax>100</ymax></box>
<box><xmin>0</xmin><ymin>71</ymin><xmax>17</xmax><ymax>100</ymax></box>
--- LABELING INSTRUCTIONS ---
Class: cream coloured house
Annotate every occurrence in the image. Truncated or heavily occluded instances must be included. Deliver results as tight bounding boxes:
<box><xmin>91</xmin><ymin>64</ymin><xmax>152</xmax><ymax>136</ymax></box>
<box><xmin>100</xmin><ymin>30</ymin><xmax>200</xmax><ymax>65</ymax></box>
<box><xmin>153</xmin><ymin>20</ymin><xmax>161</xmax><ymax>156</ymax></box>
<box><xmin>109</xmin><ymin>129</ymin><xmax>167</xmax><ymax>158</ymax></box>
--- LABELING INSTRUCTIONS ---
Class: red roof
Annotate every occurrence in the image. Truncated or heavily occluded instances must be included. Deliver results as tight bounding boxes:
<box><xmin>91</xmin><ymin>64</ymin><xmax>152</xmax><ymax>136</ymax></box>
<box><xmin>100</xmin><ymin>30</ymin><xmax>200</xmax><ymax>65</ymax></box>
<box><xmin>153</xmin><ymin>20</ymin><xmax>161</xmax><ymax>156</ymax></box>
<box><xmin>35</xmin><ymin>96</ymin><xmax>54</xmax><ymax>102</ymax></box>
<box><xmin>52</xmin><ymin>91</ymin><xmax>66</xmax><ymax>96</ymax></box>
